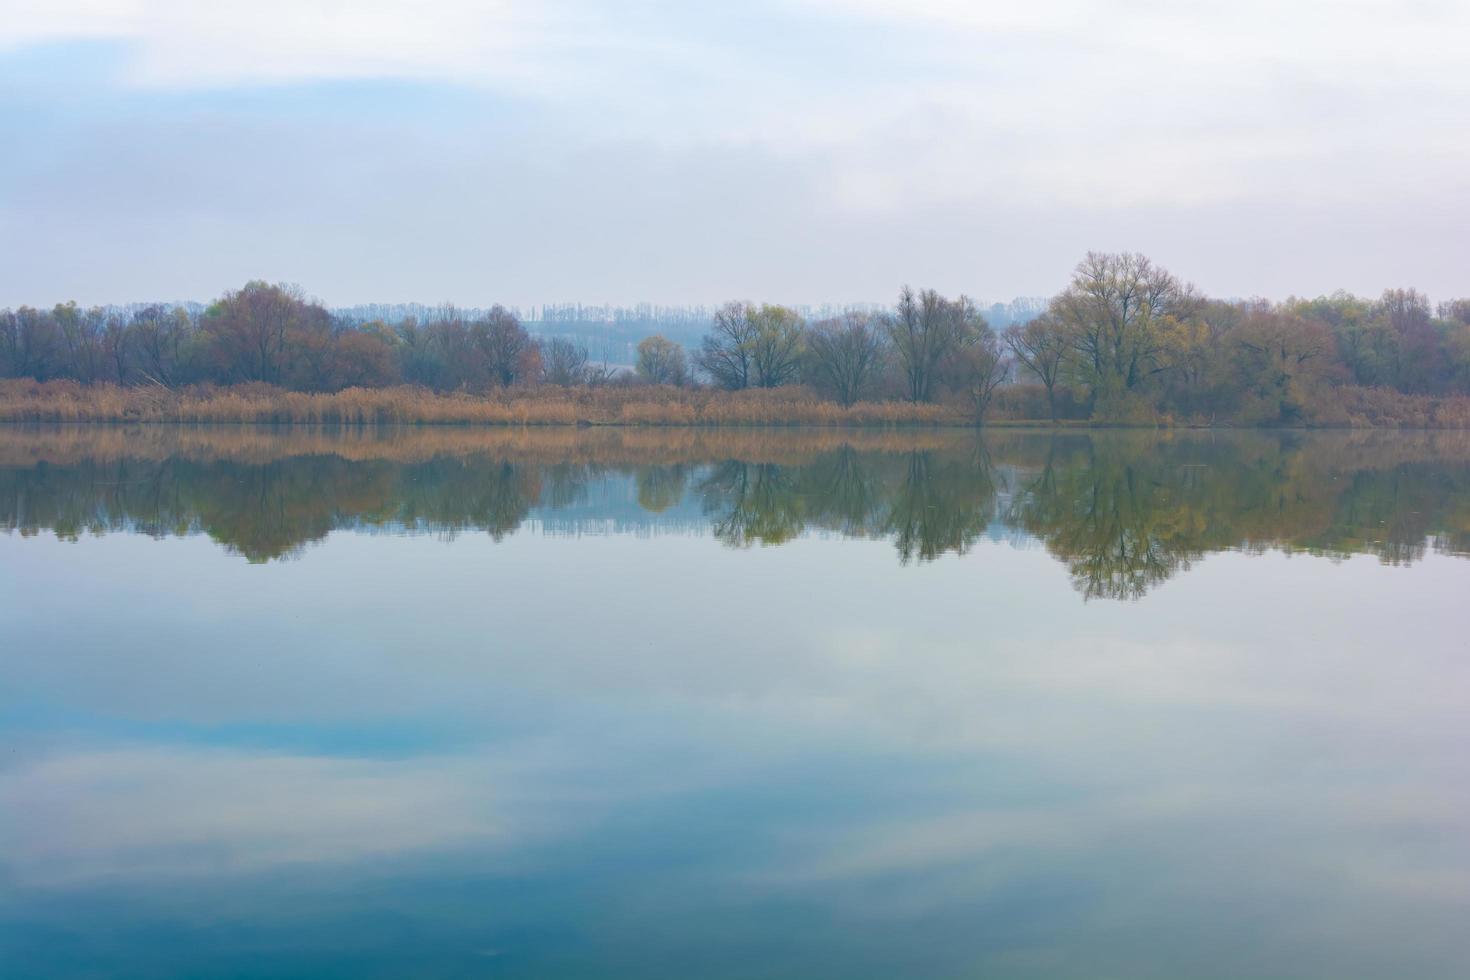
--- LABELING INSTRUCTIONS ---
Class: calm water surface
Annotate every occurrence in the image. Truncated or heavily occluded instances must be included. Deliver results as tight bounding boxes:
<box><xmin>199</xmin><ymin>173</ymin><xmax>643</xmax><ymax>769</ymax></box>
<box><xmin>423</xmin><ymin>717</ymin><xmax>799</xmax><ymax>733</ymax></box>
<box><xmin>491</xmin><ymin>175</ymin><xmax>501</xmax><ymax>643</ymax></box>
<box><xmin>2</xmin><ymin>425</ymin><xmax>1468</xmax><ymax>979</ymax></box>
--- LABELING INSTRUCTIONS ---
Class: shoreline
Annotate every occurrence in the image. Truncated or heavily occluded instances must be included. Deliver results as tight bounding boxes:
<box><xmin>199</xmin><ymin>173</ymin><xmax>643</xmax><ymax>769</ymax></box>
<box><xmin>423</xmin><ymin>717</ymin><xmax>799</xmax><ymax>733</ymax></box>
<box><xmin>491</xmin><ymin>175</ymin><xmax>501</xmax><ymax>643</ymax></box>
<box><xmin>0</xmin><ymin>416</ymin><xmax>1459</xmax><ymax>431</ymax></box>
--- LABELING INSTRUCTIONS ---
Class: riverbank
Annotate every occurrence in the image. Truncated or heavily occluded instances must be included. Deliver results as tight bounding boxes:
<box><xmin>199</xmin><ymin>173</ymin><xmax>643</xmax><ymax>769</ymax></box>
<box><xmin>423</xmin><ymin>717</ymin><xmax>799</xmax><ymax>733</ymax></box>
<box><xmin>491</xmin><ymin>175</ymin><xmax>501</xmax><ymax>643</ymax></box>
<box><xmin>2</xmin><ymin>379</ymin><xmax>1467</xmax><ymax>428</ymax></box>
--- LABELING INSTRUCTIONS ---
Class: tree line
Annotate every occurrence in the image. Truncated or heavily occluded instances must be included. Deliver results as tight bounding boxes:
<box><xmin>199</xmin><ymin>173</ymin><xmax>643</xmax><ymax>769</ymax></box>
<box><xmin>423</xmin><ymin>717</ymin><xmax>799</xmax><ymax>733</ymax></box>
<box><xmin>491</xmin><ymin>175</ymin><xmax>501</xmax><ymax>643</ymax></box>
<box><xmin>3</xmin><ymin>253</ymin><xmax>1468</xmax><ymax>424</ymax></box>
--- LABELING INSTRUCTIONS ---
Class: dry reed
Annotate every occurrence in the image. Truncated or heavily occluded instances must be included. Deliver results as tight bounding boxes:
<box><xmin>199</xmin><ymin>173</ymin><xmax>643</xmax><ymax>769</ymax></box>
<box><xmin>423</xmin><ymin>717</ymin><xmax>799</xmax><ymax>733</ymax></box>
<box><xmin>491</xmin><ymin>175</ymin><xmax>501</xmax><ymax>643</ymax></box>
<box><xmin>0</xmin><ymin>380</ymin><xmax>967</xmax><ymax>427</ymax></box>
<box><xmin>4</xmin><ymin>379</ymin><xmax>1468</xmax><ymax>429</ymax></box>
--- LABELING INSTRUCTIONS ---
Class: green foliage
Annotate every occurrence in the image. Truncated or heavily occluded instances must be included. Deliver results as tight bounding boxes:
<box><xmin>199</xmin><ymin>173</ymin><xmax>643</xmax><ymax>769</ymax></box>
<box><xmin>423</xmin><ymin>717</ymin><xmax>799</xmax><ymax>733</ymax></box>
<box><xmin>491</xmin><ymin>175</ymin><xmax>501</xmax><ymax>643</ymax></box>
<box><xmin>635</xmin><ymin>335</ymin><xmax>689</xmax><ymax>386</ymax></box>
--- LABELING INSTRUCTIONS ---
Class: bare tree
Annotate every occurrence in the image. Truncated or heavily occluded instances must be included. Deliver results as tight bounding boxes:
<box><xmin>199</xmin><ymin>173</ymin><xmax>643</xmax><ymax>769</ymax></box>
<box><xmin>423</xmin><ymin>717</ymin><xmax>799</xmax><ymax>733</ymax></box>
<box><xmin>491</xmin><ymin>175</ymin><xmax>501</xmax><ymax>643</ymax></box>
<box><xmin>1438</xmin><ymin>298</ymin><xmax>1470</xmax><ymax>325</ymax></box>
<box><xmin>53</xmin><ymin>302</ymin><xmax>107</xmax><ymax>382</ymax></box>
<box><xmin>130</xmin><ymin>305</ymin><xmax>195</xmax><ymax>387</ymax></box>
<box><xmin>205</xmin><ymin>281</ymin><xmax>317</xmax><ymax>384</ymax></box>
<box><xmin>885</xmin><ymin>286</ymin><xmax>985</xmax><ymax>403</ymax></box>
<box><xmin>696</xmin><ymin>302</ymin><xmax>757</xmax><ymax>390</ymax></box>
<box><xmin>0</xmin><ymin>307</ymin><xmax>61</xmax><ymax>379</ymax></box>
<box><xmin>475</xmin><ymin>306</ymin><xmax>536</xmax><ymax>386</ymax></box>
<box><xmin>1004</xmin><ymin>316</ymin><xmax>1069</xmax><ymax>420</ymax></box>
<box><xmin>101</xmin><ymin>311</ymin><xmax>132</xmax><ymax>384</ymax></box>
<box><xmin>806</xmin><ymin>311</ymin><xmax>886</xmax><ymax>405</ymax></box>
<box><xmin>960</xmin><ymin>332</ymin><xmax>1010</xmax><ymax>424</ymax></box>
<box><xmin>539</xmin><ymin>337</ymin><xmax>589</xmax><ymax>386</ymax></box>
<box><xmin>584</xmin><ymin>336</ymin><xmax>618</xmax><ymax>386</ymax></box>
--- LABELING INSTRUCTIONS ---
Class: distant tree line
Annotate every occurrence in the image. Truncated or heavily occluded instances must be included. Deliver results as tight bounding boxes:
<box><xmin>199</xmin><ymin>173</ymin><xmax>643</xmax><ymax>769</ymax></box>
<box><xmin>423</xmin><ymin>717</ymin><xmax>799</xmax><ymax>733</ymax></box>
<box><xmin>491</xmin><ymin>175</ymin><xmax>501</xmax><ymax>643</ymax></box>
<box><xmin>338</xmin><ymin>297</ymin><xmax>1047</xmax><ymax>355</ymax></box>
<box><xmin>3</xmin><ymin>254</ymin><xmax>1468</xmax><ymax>424</ymax></box>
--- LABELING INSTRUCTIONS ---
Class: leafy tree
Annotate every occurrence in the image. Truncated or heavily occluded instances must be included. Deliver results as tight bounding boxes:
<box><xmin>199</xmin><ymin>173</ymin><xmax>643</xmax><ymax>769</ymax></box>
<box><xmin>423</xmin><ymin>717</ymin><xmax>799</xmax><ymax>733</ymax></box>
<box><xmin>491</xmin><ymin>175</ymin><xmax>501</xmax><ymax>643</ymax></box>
<box><xmin>1289</xmin><ymin>292</ymin><xmax>1393</xmax><ymax>387</ymax></box>
<box><xmin>1440</xmin><ymin>320</ymin><xmax>1470</xmax><ymax>392</ymax></box>
<box><xmin>636</xmin><ymin>334</ymin><xmax>688</xmax><ymax>386</ymax></box>
<box><xmin>1232</xmin><ymin>307</ymin><xmax>1336</xmax><ymax>424</ymax></box>
<box><xmin>331</xmin><ymin>324</ymin><xmax>400</xmax><ymax>388</ymax></box>
<box><xmin>748</xmin><ymin>304</ymin><xmax>806</xmax><ymax>388</ymax></box>
<box><xmin>1051</xmin><ymin>252</ymin><xmax>1197</xmax><ymax>417</ymax></box>
<box><xmin>1377</xmin><ymin>288</ymin><xmax>1442</xmax><ymax>393</ymax></box>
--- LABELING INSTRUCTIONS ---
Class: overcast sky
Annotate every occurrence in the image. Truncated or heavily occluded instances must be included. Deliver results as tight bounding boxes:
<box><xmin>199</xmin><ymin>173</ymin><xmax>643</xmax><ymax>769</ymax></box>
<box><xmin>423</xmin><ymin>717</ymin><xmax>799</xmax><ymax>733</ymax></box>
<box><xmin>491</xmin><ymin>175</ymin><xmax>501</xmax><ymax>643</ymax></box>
<box><xmin>2</xmin><ymin>0</ymin><xmax>1466</xmax><ymax>309</ymax></box>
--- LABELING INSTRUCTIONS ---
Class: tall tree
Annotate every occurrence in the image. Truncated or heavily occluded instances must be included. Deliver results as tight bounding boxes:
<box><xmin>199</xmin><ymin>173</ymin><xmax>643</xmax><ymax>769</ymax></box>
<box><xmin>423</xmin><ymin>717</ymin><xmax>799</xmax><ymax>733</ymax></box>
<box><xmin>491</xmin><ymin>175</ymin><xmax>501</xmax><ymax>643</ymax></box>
<box><xmin>475</xmin><ymin>306</ymin><xmax>536</xmax><ymax>386</ymax></box>
<box><xmin>806</xmin><ymin>311</ymin><xmax>886</xmax><ymax>406</ymax></box>
<box><xmin>636</xmin><ymin>335</ymin><xmax>688</xmax><ymax>386</ymax></box>
<box><xmin>53</xmin><ymin>302</ymin><xmax>107</xmax><ymax>382</ymax></box>
<box><xmin>956</xmin><ymin>331</ymin><xmax>1010</xmax><ymax>424</ymax></box>
<box><xmin>1305</xmin><ymin>292</ymin><xmax>1395</xmax><ymax>387</ymax></box>
<box><xmin>885</xmin><ymin>287</ymin><xmax>984</xmax><ymax>403</ymax></box>
<box><xmin>748</xmin><ymin>304</ymin><xmax>806</xmax><ymax>388</ymax></box>
<box><xmin>0</xmin><ymin>307</ymin><xmax>61</xmax><ymax>380</ymax></box>
<box><xmin>1004</xmin><ymin>316</ymin><xmax>1069</xmax><ymax>420</ymax></box>
<box><xmin>1233</xmin><ymin>308</ymin><xmax>1335</xmax><ymax>424</ymax></box>
<box><xmin>330</xmin><ymin>324</ymin><xmax>400</xmax><ymax>388</ymax></box>
<box><xmin>697</xmin><ymin>302</ymin><xmax>757</xmax><ymax>390</ymax></box>
<box><xmin>1377</xmin><ymin>287</ymin><xmax>1442</xmax><ymax>393</ymax></box>
<box><xmin>100</xmin><ymin>311</ymin><xmax>132</xmax><ymax>384</ymax></box>
<box><xmin>204</xmin><ymin>281</ymin><xmax>321</xmax><ymax>385</ymax></box>
<box><xmin>1438</xmin><ymin>299</ymin><xmax>1470</xmax><ymax>326</ymax></box>
<box><xmin>1051</xmin><ymin>252</ymin><xmax>1196</xmax><ymax>412</ymax></box>
<box><xmin>539</xmin><ymin>337</ymin><xmax>590</xmax><ymax>386</ymax></box>
<box><xmin>130</xmin><ymin>305</ymin><xmax>197</xmax><ymax>387</ymax></box>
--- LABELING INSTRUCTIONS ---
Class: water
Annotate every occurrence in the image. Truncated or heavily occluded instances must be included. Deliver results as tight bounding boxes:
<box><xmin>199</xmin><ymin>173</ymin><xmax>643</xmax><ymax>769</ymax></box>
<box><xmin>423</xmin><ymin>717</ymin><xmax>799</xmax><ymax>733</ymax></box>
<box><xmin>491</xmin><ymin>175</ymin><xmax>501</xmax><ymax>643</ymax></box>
<box><xmin>2</xmin><ymin>425</ymin><xmax>1468</xmax><ymax>979</ymax></box>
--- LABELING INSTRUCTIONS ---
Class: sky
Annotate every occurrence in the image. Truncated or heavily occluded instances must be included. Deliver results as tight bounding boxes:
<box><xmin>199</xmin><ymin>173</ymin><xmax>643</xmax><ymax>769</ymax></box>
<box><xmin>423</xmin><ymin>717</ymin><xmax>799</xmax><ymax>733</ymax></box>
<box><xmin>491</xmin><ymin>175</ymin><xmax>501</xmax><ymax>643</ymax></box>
<box><xmin>1</xmin><ymin>0</ymin><xmax>1466</xmax><ymax>309</ymax></box>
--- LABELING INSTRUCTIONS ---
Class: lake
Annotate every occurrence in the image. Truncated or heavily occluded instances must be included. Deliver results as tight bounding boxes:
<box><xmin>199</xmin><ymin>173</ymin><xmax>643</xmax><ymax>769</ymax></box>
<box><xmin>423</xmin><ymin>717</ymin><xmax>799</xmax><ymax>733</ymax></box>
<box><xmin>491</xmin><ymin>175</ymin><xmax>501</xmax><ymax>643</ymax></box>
<box><xmin>2</xmin><ymin>425</ymin><xmax>1468</xmax><ymax>979</ymax></box>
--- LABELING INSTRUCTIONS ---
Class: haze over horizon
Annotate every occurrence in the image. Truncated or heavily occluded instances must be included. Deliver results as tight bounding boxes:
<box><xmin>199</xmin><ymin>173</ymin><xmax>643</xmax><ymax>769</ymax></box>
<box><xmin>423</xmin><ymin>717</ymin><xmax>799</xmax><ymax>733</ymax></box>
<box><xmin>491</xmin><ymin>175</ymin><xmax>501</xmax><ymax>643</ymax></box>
<box><xmin>3</xmin><ymin>0</ymin><xmax>1466</xmax><ymax>309</ymax></box>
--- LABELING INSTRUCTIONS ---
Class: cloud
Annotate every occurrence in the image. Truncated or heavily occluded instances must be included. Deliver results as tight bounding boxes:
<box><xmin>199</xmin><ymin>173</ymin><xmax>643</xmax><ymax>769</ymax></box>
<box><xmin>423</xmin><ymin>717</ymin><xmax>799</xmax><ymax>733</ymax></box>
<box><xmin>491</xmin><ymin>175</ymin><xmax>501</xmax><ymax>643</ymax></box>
<box><xmin>0</xmin><ymin>0</ymin><xmax>1467</xmax><ymax>303</ymax></box>
<box><xmin>796</xmin><ymin>0</ymin><xmax>1470</xmax><ymax>74</ymax></box>
<box><xmin>0</xmin><ymin>1</ymin><xmax>573</xmax><ymax>89</ymax></box>
<box><xmin>0</xmin><ymin>745</ymin><xmax>501</xmax><ymax>885</ymax></box>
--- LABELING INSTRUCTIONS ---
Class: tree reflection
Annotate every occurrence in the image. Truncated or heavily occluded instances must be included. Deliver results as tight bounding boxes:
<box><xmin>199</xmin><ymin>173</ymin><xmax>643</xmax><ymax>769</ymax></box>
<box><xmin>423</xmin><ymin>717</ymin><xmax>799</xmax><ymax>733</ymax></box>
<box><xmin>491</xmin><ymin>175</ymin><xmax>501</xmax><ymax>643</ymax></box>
<box><xmin>2</xmin><ymin>427</ymin><xmax>1468</xmax><ymax>595</ymax></box>
<box><xmin>1010</xmin><ymin>442</ymin><xmax>1203</xmax><ymax>599</ymax></box>
<box><xmin>636</xmin><ymin>464</ymin><xmax>690</xmax><ymax>514</ymax></box>
<box><xmin>883</xmin><ymin>450</ymin><xmax>995</xmax><ymax>563</ymax></box>
<box><xmin>698</xmin><ymin>461</ymin><xmax>806</xmax><ymax>547</ymax></box>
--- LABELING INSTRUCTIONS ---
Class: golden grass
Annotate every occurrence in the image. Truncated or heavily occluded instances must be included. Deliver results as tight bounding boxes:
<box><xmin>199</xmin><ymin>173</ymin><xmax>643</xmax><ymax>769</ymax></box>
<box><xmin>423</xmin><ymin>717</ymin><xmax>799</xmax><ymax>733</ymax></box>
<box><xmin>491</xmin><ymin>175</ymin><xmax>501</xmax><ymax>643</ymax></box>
<box><xmin>0</xmin><ymin>380</ymin><xmax>966</xmax><ymax>427</ymax></box>
<box><xmin>1334</xmin><ymin>386</ymin><xmax>1470</xmax><ymax>429</ymax></box>
<box><xmin>3</xmin><ymin>379</ymin><xmax>1467</xmax><ymax>429</ymax></box>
